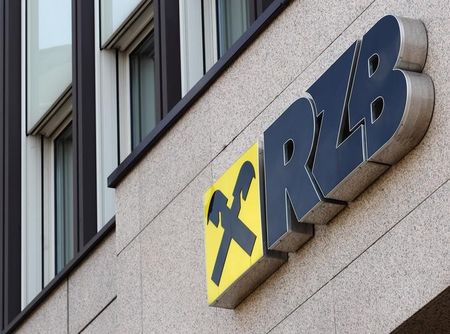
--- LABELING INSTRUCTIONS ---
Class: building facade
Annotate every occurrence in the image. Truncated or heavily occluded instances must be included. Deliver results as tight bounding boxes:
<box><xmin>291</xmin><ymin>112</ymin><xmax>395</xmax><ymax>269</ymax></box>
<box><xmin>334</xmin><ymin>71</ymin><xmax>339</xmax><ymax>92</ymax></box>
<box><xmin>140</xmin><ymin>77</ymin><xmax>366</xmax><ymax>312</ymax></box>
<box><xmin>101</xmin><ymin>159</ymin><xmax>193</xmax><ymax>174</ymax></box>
<box><xmin>0</xmin><ymin>0</ymin><xmax>448</xmax><ymax>333</ymax></box>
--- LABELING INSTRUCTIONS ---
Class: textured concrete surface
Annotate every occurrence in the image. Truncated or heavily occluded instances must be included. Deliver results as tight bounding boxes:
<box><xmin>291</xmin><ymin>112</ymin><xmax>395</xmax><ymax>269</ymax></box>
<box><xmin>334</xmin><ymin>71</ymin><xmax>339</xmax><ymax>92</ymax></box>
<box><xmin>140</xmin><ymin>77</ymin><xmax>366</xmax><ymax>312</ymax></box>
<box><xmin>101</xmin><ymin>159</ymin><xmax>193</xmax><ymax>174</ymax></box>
<box><xmin>68</xmin><ymin>233</ymin><xmax>117</xmax><ymax>333</ymax></box>
<box><xmin>80</xmin><ymin>300</ymin><xmax>117</xmax><ymax>334</ymax></box>
<box><xmin>269</xmin><ymin>284</ymin><xmax>336</xmax><ymax>334</ymax></box>
<box><xmin>15</xmin><ymin>282</ymin><xmax>68</xmax><ymax>334</ymax></box>
<box><xmin>116</xmin><ymin>235</ymin><xmax>142</xmax><ymax>334</ymax></box>
<box><xmin>332</xmin><ymin>181</ymin><xmax>450</xmax><ymax>334</ymax></box>
<box><xmin>140</xmin><ymin>169</ymin><xmax>215</xmax><ymax>334</ymax></box>
<box><xmin>266</xmin><ymin>180</ymin><xmax>450</xmax><ymax>334</ymax></box>
<box><xmin>115</xmin><ymin>167</ymin><xmax>141</xmax><ymax>254</ymax></box>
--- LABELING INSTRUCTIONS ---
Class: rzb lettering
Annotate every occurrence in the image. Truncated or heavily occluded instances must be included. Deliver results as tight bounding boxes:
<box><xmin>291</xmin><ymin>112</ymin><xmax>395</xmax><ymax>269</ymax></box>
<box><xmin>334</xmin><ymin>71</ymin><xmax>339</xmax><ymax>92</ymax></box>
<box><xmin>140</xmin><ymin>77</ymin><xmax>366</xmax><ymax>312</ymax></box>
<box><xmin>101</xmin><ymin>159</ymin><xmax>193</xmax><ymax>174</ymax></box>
<box><xmin>263</xmin><ymin>15</ymin><xmax>434</xmax><ymax>252</ymax></box>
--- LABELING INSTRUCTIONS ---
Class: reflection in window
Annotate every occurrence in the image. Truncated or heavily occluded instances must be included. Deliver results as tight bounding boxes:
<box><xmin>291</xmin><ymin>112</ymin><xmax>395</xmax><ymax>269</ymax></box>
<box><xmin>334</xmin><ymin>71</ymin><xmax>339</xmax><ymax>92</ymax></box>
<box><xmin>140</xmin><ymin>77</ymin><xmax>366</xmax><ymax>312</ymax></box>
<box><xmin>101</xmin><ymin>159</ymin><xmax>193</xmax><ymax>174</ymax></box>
<box><xmin>130</xmin><ymin>35</ymin><xmax>157</xmax><ymax>148</ymax></box>
<box><xmin>217</xmin><ymin>0</ymin><xmax>253</xmax><ymax>57</ymax></box>
<box><xmin>54</xmin><ymin>126</ymin><xmax>74</xmax><ymax>273</ymax></box>
<box><xmin>100</xmin><ymin>0</ymin><xmax>143</xmax><ymax>45</ymax></box>
<box><xmin>27</xmin><ymin>0</ymin><xmax>72</xmax><ymax>132</ymax></box>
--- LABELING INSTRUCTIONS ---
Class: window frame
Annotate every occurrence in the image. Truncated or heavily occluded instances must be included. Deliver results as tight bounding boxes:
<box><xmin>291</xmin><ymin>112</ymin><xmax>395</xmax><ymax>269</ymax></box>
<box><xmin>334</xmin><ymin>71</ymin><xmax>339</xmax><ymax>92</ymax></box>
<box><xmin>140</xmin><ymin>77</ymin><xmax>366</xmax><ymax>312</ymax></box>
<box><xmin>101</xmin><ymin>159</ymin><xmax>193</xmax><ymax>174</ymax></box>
<box><xmin>117</xmin><ymin>22</ymin><xmax>154</xmax><ymax>160</ymax></box>
<box><xmin>216</xmin><ymin>0</ymin><xmax>256</xmax><ymax>58</ymax></box>
<box><xmin>48</xmin><ymin>118</ymin><xmax>74</xmax><ymax>278</ymax></box>
<box><xmin>129</xmin><ymin>33</ymin><xmax>158</xmax><ymax>149</ymax></box>
<box><xmin>41</xmin><ymin>105</ymin><xmax>73</xmax><ymax>289</ymax></box>
<box><xmin>53</xmin><ymin>122</ymin><xmax>75</xmax><ymax>274</ymax></box>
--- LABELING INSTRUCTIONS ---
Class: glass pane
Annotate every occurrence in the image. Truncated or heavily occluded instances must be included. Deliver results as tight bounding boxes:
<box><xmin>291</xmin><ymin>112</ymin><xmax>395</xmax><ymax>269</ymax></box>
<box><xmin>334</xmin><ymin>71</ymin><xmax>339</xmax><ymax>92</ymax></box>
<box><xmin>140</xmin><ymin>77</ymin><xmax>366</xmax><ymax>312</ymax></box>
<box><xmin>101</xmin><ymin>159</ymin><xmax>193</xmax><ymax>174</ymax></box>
<box><xmin>27</xmin><ymin>0</ymin><xmax>72</xmax><ymax>132</ymax></box>
<box><xmin>130</xmin><ymin>35</ymin><xmax>157</xmax><ymax>148</ymax></box>
<box><xmin>55</xmin><ymin>126</ymin><xmax>74</xmax><ymax>273</ymax></box>
<box><xmin>217</xmin><ymin>0</ymin><xmax>252</xmax><ymax>57</ymax></box>
<box><xmin>101</xmin><ymin>0</ymin><xmax>143</xmax><ymax>45</ymax></box>
<box><xmin>179</xmin><ymin>0</ymin><xmax>205</xmax><ymax>95</ymax></box>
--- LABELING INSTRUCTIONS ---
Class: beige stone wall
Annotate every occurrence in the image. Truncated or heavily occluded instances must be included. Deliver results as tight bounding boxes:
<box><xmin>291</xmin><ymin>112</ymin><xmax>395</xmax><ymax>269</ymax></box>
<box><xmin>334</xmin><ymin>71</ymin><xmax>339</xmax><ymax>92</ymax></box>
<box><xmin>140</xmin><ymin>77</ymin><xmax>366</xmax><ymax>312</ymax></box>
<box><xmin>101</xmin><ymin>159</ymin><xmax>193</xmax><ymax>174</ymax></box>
<box><xmin>16</xmin><ymin>0</ymin><xmax>450</xmax><ymax>333</ymax></box>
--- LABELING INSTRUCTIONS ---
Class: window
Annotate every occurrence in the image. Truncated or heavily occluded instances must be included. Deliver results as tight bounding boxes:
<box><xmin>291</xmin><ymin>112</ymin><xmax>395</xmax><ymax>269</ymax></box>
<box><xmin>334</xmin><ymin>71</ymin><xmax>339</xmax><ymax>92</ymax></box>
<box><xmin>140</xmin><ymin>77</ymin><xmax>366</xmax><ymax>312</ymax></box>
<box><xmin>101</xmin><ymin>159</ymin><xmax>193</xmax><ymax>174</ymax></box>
<box><xmin>26</xmin><ymin>0</ymin><xmax>72</xmax><ymax>133</ymax></box>
<box><xmin>54</xmin><ymin>125</ymin><xmax>74</xmax><ymax>273</ymax></box>
<box><xmin>130</xmin><ymin>35</ymin><xmax>157</xmax><ymax>148</ymax></box>
<box><xmin>217</xmin><ymin>0</ymin><xmax>254</xmax><ymax>57</ymax></box>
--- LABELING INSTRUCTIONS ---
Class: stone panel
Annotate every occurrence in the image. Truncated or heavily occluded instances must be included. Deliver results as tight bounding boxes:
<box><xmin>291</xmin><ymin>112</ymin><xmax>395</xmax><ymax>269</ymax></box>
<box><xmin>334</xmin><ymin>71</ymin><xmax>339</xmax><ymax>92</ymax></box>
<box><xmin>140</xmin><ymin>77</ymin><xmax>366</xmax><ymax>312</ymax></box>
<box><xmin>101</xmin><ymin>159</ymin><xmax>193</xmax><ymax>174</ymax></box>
<box><xmin>140</xmin><ymin>169</ymin><xmax>215</xmax><ymax>334</ymax></box>
<box><xmin>68</xmin><ymin>233</ymin><xmax>117</xmax><ymax>334</ymax></box>
<box><xmin>117</xmin><ymin>236</ymin><xmax>142</xmax><ymax>334</ymax></box>
<box><xmin>16</xmin><ymin>282</ymin><xmax>68</xmax><ymax>334</ymax></box>
<box><xmin>270</xmin><ymin>285</ymin><xmax>335</xmax><ymax>334</ymax></box>
<box><xmin>116</xmin><ymin>167</ymin><xmax>141</xmax><ymax>254</ymax></box>
<box><xmin>333</xmin><ymin>181</ymin><xmax>450</xmax><ymax>333</ymax></box>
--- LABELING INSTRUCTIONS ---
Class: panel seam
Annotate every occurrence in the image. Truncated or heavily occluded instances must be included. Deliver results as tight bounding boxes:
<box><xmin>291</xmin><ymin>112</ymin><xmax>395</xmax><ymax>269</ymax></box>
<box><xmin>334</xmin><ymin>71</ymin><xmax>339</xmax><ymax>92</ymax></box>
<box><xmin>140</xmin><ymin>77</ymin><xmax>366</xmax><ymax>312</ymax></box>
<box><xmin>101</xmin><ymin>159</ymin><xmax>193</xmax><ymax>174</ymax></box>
<box><xmin>265</xmin><ymin>178</ymin><xmax>450</xmax><ymax>333</ymax></box>
<box><xmin>76</xmin><ymin>296</ymin><xmax>117</xmax><ymax>334</ymax></box>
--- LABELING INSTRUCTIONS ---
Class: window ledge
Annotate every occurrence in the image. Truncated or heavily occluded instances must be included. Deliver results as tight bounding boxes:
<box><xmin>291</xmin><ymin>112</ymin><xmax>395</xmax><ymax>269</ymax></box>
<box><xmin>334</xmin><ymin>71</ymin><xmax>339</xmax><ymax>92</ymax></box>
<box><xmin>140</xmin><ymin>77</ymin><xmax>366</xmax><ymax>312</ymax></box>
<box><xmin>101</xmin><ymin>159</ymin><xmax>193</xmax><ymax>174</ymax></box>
<box><xmin>27</xmin><ymin>86</ymin><xmax>72</xmax><ymax>136</ymax></box>
<box><xmin>107</xmin><ymin>0</ymin><xmax>289</xmax><ymax>188</ymax></box>
<box><xmin>101</xmin><ymin>0</ymin><xmax>153</xmax><ymax>51</ymax></box>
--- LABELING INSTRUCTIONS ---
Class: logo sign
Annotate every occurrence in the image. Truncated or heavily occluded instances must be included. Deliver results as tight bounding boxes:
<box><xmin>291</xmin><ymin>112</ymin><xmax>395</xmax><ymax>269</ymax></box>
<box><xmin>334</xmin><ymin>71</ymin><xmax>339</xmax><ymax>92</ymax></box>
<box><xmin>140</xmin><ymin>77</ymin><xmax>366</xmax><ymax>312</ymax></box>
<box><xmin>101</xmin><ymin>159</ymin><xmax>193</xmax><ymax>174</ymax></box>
<box><xmin>204</xmin><ymin>15</ymin><xmax>434</xmax><ymax>308</ymax></box>
<box><xmin>204</xmin><ymin>144</ymin><xmax>285</xmax><ymax>308</ymax></box>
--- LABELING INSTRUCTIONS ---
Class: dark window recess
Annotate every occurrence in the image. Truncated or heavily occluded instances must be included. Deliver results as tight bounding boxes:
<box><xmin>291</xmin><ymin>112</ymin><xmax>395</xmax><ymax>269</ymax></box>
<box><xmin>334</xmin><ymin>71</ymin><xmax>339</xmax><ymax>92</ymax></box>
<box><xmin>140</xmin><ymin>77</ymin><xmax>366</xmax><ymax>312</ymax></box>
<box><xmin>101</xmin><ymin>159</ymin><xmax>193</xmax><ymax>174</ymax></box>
<box><xmin>156</xmin><ymin>0</ymin><xmax>182</xmax><ymax>115</ymax></box>
<box><xmin>54</xmin><ymin>125</ymin><xmax>74</xmax><ymax>273</ymax></box>
<box><xmin>130</xmin><ymin>35</ymin><xmax>158</xmax><ymax>149</ymax></box>
<box><xmin>0</xmin><ymin>0</ymin><xmax>22</xmax><ymax>328</ymax></box>
<box><xmin>216</xmin><ymin>0</ymin><xmax>275</xmax><ymax>58</ymax></box>
<box><xmin>72</xmin><ymin>0</ymin><xmax>98</xmax><ymax>251</ymax></box>
<box><xmin>217</xmin><ymin>0</ymin><xmax>255</xmax><ymax>57</ymax></box>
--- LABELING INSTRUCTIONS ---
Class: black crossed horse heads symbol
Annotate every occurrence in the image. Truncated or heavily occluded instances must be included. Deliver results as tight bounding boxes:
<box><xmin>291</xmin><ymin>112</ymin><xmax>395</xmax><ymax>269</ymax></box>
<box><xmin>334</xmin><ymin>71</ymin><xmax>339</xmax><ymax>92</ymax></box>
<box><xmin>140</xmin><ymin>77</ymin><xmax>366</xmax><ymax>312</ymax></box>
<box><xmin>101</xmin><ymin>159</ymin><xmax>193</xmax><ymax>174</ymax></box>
<box><xmin>207</xmin><ymin>161</ymin><xmax>258</xmax><ymax>286</ymax></box>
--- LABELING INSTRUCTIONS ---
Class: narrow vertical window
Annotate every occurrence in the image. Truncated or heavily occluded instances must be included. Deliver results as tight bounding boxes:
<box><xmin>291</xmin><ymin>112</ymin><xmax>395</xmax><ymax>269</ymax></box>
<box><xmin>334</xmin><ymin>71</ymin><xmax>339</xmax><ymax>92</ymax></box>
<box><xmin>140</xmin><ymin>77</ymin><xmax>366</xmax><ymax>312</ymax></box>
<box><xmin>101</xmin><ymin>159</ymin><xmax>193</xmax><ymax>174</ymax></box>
<box><xmin>179</xmin><ymin>0</ymin><xmax>204</xmax><ymax>95</ymax></box>
<box><xmin>130</xmin><ymin>35</ymin><xmax>157</xmax><ymax>148</ymax></box>
<box><xmin>217</xmin><ymin>0</ymin><xmax>253</xmax><ymax>57</ymax></box>
<box><xmin>27</xmin><ymin>0</ymin><xmax>72</xmax><ymax>132</ymax></box>
<box><xmin>54</xmin><ymin>125</ymin><xmax>74</xmax><ymax>273</ymax></box>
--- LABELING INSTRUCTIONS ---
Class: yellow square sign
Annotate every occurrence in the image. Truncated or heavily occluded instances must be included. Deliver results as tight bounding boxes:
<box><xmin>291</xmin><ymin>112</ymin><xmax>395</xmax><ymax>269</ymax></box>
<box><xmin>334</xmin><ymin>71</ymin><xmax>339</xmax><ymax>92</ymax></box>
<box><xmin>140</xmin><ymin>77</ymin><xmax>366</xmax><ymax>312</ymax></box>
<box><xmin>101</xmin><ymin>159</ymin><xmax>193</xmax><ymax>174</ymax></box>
<box><xmin>204</xmin><ymin>143</ymin><xmax>286</xmax><ymax>308</ymax></box>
